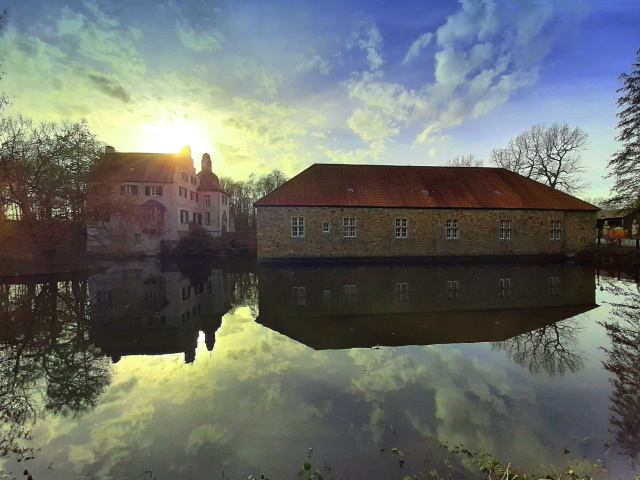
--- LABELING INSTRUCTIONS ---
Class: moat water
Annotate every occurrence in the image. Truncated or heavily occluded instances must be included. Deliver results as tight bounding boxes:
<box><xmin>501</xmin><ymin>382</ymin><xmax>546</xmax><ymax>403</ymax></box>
<box><xmin>0</xmin><ymin>258</ymin><xmax>638</xmax><ymax>479</ymax></box>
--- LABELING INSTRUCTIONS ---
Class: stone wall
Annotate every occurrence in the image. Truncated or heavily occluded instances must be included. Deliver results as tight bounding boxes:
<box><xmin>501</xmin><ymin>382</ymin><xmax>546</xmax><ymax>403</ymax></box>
<box><xmin>256</xmin><ymin>207</ymin><xmax>596</xmax><ymax>259</ymax></box>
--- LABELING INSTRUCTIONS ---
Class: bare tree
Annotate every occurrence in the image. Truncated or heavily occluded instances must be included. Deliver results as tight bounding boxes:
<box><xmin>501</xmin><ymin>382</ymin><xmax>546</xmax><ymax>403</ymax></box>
<box><xmin>0</xmin><ymin>9</ymin><xmax>9</xmax><ymax>114</ymax></box>
<box><xmin>444</xmin><ymin>154</ymin><xmax>484</xmax><ymax>167</ymax></box>
<box><xmin>490</xmin><ymin>123</ymin><xmax>590</xmax><ymax>194</ymax></box>
<box><xmin>220</xmin><ymin>169</ymin><xmax>288</xmax><ymax>231</ymax></box>
<box><xmin>0</xmin><ymin>116</ymin><xmax>103</xmax><ymax>223</ymax></box>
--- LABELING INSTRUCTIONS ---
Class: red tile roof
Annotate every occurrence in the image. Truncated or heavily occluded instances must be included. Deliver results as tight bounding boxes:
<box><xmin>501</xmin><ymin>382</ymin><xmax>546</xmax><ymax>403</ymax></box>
<box><xmin>87</xmin><ymin>153</ymin><xmax>192</xmax><ymax>183</ymax></box>
<box><xmin>254</xmin><ymin>164</ymin><xmax>599</xmax><ymax>211</ymax></box>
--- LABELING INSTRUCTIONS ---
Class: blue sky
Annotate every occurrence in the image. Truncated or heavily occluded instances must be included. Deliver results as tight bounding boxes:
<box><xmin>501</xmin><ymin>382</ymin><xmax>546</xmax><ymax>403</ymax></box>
<box><xmin>1</xmin><ymin>0</ymin><xmax>639</xmax><ymax>197</ymax></box>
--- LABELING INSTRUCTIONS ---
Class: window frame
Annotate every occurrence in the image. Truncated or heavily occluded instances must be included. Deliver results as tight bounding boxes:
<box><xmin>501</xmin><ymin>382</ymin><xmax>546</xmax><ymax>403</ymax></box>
<box><xmin>343</xmin><ymin>217</ymin><xmax>357</xmax><ymax>238</ymax></box>
<box><xmin>291</xmin><ymin>216</ymin><xmax>305</xmax><ymax>238</ymax></box>
<box><xmin>322</xmin><ymin>222</ymin><xmax>330</xmax><ymax>233</ymax></box>
<box><xmin>205</xmin><ymin>194</ymin><xmax>211</xmax><ymax>207</ymax></box>
<box><xmin>121</xmin><ymin>184</ymin><xmax>138</xmax><ymax>195</ymax></box>
<box><xmin>500</xmin><ymin>220</ymin><xmax>512</xmax><ymax>240</ymax></box>
<box><xmin>446</xmin><ymin>219</ymin><xmax>459</xmax><ymax>240</ymax></box>
<box><xmin>550</xmin><ymin>220</ymin><xmax>562</xmax><ymax>240</ymax></box>
<box><xmin>395</xmin><ymin>218</ymin><xmax>408</xmax><ymax>238</ymax></box>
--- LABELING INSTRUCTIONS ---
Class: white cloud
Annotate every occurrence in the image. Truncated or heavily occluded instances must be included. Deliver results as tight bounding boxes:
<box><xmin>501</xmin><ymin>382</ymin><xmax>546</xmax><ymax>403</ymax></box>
<box><xmin>347</xmin><ymin>20</ymin><xmax>384</xmax><ymax>71</ymax></box>
<box><xmin>175</xmin><ymin>19</ymin><xmax>224</xmax><ymax>52</ymax></box>
<box><xmin>296</xmin><ymin>54</ymin><xmax>332</xmax><ymax>75</ymax></box>
<box><xmin>402</xmin><ymin>32</ymin><xmax>434</xmax><ymax>65</ymax></box>
<box><xmin>346</xmin><ymin>108</ymin><xmax>400</xmax><ymax>143</ymax></box>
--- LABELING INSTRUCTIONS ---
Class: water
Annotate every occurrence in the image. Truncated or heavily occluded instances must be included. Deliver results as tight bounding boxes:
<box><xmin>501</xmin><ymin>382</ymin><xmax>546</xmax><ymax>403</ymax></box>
<box><xmin>0</xmin><ymin>259</ymin><xmax>638</xmax><ymax>479</ymax></box>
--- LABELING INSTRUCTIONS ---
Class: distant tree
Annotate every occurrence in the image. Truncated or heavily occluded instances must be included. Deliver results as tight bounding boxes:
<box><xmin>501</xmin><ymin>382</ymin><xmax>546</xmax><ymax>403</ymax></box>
<box><xmin>581</xmin><ymin>196</ymin><xmax>632</xmax><ymax>210</ymax></box>
<box><xmin>0</xmin><ymin>9</ymin><xmax>9</xmax><ymax>114</ymax></box>
<box><xmin>491</xmin><ymin>122</ymin><xmax>590</xmax><ymax>194</ymax></box>
<box><xmin>0</xmin><ymin>116</ymin><xmax>104</xmax><ymax>223</ymax></box>
<box><xmin>444</xmin><ymin>154</ymin><xmax>484</xmax><ymax>167</ymax></box>
<box><xmin>220</xmin><ymin>169</ymin><xmax>288</xmax><ymax>231</ymax></box>
<box><xmin>606</xmin><ymin>49</ymin><xmax>640</xmax><ymax>207</ymax></box>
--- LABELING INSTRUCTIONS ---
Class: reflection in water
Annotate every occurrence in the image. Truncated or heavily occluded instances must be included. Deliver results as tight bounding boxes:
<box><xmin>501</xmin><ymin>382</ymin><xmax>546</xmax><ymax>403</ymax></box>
<box><xmin>5</xmin><ymin>260</ymin><xmax>639</xmax><ymax>479</ymax></box>
<box><xmin>88</xmin><ymin>258</ymin><xmax>238</xmax><ymax>363</ymax></box>
<box><xmin>0</xmin><ymin>276</ymin><xmax>111</xmax><ymax>457</ymax></box>
<box><xmin>492</xmin><ymin>318</ymin><xmax>584</xmax><ymax>375</ymax></box>
<box><xmin>599</xmin><ymin>278</ymin><xmax>640</xmax><ymax>467</ymax></box>
<box><xmin>257</xmin><ymin>262</ymin><xmax>596</xmax><ymax>351</ymax></box>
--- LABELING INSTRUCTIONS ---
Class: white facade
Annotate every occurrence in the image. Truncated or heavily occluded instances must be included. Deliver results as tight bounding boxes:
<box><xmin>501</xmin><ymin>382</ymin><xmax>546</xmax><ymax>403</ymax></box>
<box><xmin>87</xmin><ymin>147</ymin><xmax>232</xmax><ymax>256</ymax></box>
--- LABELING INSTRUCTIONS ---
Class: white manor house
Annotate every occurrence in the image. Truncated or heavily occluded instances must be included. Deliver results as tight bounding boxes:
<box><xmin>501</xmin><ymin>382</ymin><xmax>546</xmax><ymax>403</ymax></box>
<box><xmin>88</xmin><ymin>146</ymin><xmax>233</xmax><ymax>255</ymax></box>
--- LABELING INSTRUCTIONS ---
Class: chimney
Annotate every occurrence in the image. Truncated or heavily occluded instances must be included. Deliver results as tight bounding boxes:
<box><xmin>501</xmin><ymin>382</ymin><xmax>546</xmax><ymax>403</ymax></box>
<box><xmin>105</xmin><ymin>146</ymin><xmax>115</xmax><ymax>154</ymax></box>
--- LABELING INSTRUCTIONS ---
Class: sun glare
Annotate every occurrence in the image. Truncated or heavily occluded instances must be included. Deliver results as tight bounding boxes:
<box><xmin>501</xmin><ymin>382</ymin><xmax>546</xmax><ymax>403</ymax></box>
<box><xmin>140</xmin><ymin>119</ymin><xmax>210</xmax><ymax>159</ymax></box>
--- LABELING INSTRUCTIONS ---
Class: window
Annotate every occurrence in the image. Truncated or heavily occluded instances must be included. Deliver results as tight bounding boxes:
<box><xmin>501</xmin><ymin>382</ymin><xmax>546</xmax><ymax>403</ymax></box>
<box><xmin>395</xmin><ymin>283</ymin><xmax>408</xmax><ymax>302</ymax></box>
<box><xmin>182</xmin><ymin>285</ymin><xmax>191</xmax><ymax>300</ymax></box>
<box><xmin>446</xmin><ymin>280</ymin><xmax>459</xmax><ymax>300</ymax></box>
<box><xmin>145</xmin><ymin>186</ymin><xmax>162</xmax><ymax>196</ymax></box>
<box><xmin>193</xmin><ymin>213</ymin><xmax>202</xmax><ymax>225</ymax></box>
<box><xmin>134</xmin><ymin>233</ymin><xmax>141</xmax><ymax>244</ymax></box>
<box><xmin>446</xmin><ymin>219</ymin><xmax>459</xmax><ymax>239</ymax></box>
<box><xmin>322</xmin><ymin>290</ymin><xmax>332</xmax><ymax>302</ymax></box>
<box><xmin>222</xmin><ymin>211</ymin><xmax>227</xmax><ymax>232</ymax></box>
<box><xmin>549</xmin><ymin>276</ymin><xmax>561</xmax><ymax>296</ymax></box>
<box><xmin>222</xmin><ymin>195</ymin><xmax>228</xmax><ymax>205</ymax></box>
<box><xmin>550</xmin><ymin>220</ymin><xmax>561</xmax><ymax>240</ymax></box>
<box><xmin>120</xmin><ymin>184</ymin><xmax>138</xmax><ymax>195</ymax></box>
<box><xmin>146</xmin><ymin>207</ymin><xmax>160</xmax><ymax>223</ymax></box>
<box><xmin>500</xmin><ymin>220</ymin><xmax>511</xmax><ymax>240</ymax></box>
<box><xmin>292</xmin><ymin>216</ymin><xmax>305</xmax><ymax>237</ymax></box>
<box><xmin>191</xmin><ymin>176</ymin><xmax>197</xmax><ymax>185</ymax></box>
<box><xmin>322</xmin><ymin>222</ymin><xmax>330</xmax><ymax>233</ymax></box>
<box><xmin>292</xmin><ymin>287</ymin><xmax>306</xmax><ymax>306</ymax></box>
<box><xmin>148</xmin><ymin>315</ymin><xmax>166</xmax><ymax>327</ymax></box>
<box><xmin>205</xmin><ymin>195</ymin><xmax>211</xmax><ymax>207</ymax></box>
<box><xmin>96</xmin><ymin>290</ymin><xmax>113</xmax><ymax>305</ymax></box>
<box><xmin>343</xmin><ymin>217</ymin><xmax>357</xmax><ymax>237</ymax></box>
<box><xmin>182</xmin><ymin>172</ymin><xmax>188</xmax><ymax>182</ymax></box>
<box><xmin>190</xmin><ymin>191</ymin><xmax>196</xmax><ymax>201</ymax></box>
<box><xmin>206</xmin><ymin>212</ymin><xmax>211</xmax><ymax>225</ymax></box>
<box><xmin>343</xmin><ymin>284</ymin><xmax>357</xmax><ymax>304</ymax></box>
<box><xmin>179</xmin><ymin>186</ymin><xmax>187</xmax><ymax>198</ymax></box>
<box><xmin>180</xmin><ymin>210</ymin><xmax>189</xmax><ymax>224</ymax></box>
<box><xmin>500</xmin><ymin>278</ymin><xmax>511</xmax><ymax>298</ymax></box>
<box><xmin>395</xmin><ymin>218</ymin><xmax>407</xmax><ymax>238</ymax></box>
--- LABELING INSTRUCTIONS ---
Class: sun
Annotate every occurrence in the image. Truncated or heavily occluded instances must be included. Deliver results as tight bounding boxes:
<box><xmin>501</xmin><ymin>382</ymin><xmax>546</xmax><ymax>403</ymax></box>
<box><xmin>140</xmin><ymin>118</ymin><xmax>210</xmax><ymax>158</ymax></box>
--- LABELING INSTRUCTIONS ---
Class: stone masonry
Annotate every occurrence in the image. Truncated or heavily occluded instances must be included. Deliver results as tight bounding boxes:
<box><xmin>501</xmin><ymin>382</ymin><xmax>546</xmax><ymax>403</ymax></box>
<box><xmin>256</xmin><ymin>207</ymin><xmax>595</xmax><ymax>259</ymax></box>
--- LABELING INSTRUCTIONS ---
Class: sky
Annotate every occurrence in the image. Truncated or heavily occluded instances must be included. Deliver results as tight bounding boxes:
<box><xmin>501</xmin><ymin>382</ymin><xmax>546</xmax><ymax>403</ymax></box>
<box><xmin>1</xmin><ymin>0</ymin><xmax>639</xmax><ymax>197</ymax></box>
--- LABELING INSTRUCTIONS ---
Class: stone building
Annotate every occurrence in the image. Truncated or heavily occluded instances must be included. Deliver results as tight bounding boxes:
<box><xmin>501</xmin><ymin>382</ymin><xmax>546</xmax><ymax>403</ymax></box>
<box><xmin>87</xmin><ymin>146</ymin><xmax>233</xmax><ymax>255</ymax></box>
<box><xmin>254</xmin><ymin>164</ymin><xmax>598</xmax><ymax>260</ymax></box>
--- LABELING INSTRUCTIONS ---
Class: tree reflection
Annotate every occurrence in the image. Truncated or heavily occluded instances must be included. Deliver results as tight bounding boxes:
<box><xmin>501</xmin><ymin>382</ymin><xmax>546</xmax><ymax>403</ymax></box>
<box><xmin>492</xmin><ymin>318</ymin><xmax>584</xmax><ymax>376</ymax></box>
<box><xmin>0</xmin><ymin>278</ymin><xmax>112</xmax><ymax>458</ymax></box>
<box><xmin>600</xmin><ymin>279</ymin><xmax>640</xmax><ymax>466</ymax></box>
<box><xmin>232</xmin><ymin>272</ymin><xmax>258</xmax><ymax>317</ymax></box>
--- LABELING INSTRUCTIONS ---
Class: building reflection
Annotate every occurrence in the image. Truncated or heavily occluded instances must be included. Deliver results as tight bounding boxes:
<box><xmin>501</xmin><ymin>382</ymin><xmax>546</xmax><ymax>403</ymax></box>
<box><xmin>88</xmin><ymin>258</ymin><xmax>236</xmax><ymax>363</ymax></box>
<box><xmin>257</xmin><ymin>262</ymin><xmax>597</xmax><ymax>351</ymax></box>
